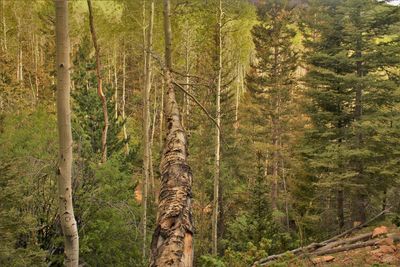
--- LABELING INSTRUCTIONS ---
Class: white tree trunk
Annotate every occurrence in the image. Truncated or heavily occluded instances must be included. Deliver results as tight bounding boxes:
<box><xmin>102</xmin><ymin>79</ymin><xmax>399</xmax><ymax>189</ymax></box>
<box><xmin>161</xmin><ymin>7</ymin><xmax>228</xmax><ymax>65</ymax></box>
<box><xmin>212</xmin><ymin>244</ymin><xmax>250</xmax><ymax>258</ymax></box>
<box><xmin>54</xmin><ymin>1</ymin><xmax>79</xmax><ymax>265</ymax></box>
<box><xmin>122</xmin><ymin>47</ymin><xmax>129</xmax><ymax>154</ymax></box>
<box><xmin>212</xmin><ymin>0</ymin><xmax>223</xmax><ymax>255</ymax></box>
<box><xmin>142</xmin><ymin>0</ymin><xmax>154</xmax><ymax>260</ymax></box>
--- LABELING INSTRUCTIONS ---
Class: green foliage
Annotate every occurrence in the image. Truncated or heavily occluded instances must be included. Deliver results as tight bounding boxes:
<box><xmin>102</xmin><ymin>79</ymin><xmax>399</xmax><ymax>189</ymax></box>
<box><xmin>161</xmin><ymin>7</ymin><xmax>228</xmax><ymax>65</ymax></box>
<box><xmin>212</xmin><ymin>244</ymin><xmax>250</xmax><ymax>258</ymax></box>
<box><xmin>298</xmin><ymin>0</ymin><xmax>400</xmax><ymax>230</ymax></box>
<box><xmin>0</xmin><ymin>109</ymin><xmax>59</xmax><ymax>266</ymax></box>
<box><xmin>77</xmin><ymin>157</ymin><xmax>141</xmax><ymax>266</ymax></box>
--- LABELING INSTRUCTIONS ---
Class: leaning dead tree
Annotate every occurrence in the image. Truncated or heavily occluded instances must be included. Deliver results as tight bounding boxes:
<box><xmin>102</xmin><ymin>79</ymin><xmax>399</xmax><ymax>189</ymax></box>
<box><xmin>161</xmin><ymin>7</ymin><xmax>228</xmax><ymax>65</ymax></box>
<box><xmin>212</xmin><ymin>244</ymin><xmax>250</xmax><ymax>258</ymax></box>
<box><xmin>149</xmin><ymin>0</ymin><xmax>194</xmax><ymax>266</ymax></box>
<box><xmin>87</xmin><ymin>0</ymin><xmax>109</xmax><ymax>163</ymax></box>
<box><xmin>54</xmin><ymin>0</ymin><xmax>79</xmax><ymax>265</ymax></box>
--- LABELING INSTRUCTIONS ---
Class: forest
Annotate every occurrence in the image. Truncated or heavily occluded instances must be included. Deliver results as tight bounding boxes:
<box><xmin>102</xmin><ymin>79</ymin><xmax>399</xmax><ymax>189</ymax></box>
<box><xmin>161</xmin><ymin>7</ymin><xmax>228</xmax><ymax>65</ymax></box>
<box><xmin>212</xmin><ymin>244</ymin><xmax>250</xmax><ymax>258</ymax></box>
<box><xmin>1</xmin><ymin>0</ymin><xmax>400</xmax><ymax>266</ymax></box>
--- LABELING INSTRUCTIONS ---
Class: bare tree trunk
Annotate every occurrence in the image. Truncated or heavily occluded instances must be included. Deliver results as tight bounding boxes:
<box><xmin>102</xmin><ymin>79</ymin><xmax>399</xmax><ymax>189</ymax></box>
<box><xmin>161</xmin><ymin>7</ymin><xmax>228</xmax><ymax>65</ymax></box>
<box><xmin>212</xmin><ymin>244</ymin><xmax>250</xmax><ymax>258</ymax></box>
<box><xmin>122</xmin><ymin>46</ymin><xmax>129</xmax><ymax>154</ymax></box>
<box><xmin>142</xmin><ymin>0</ymin><xmax>154</xmax><ymax>260</ymax></box>
<box><xmin>87</xmin><ymin>0</ymin><xmax>109</xmax><ymax>163</ymax></box>
<box><xmin>54</xmin><ymin>1</ymin><xmax>79</xmax><ymax>265</ymax></box>
<box><xmin>212</xmin><ymin>0</ymin><xmax>223</xmax><ymax>256</ymax></box>
<box><xmin>281</xmin><ymin>160</ymin><xmax>290</xmax><ymax>229</ymax></box>
<box><xmin>150</xmin><ymin>0</ymin><xmax>194</xmax><ymax>265</ymax></box>
<box><xmin>337</xmin><ymin>189</ymin><xmax>344</xmax><ymax>229</ymax></box>
<box><xmin>34</xmin><ymin>33</ymin><xmax>39</xmax><ymax>101</ymax></box>
<box><xmin>159</xmin><ymin>79</ymin><xmax>164</xmax><ymax>147</ymax></box>
<box><xmin>182</xmin><ymin>20</ymin><xmax>191</xmax><ymax>127</ymax></box>
<box><xmin>16</xmin><ymin>17</ymin><xmax>23</xmax><ymax>82</ymax></box>
<box><xmin>234</xmin><ymin>64</ymin><xmax>240</xmax><ymax>136</ymax></box>
<box><xmin>114</xmin><ymin>43</ymin><xmax>118</xmax><ymax>119</ymax></box>
<box><xmin>2</xmin><ymin>0</ymin><xmax>6</xmax><ymax>52</ymax></box>
<box><xmin>150</xmin><ymin>80</ymin><xmax>158</xmax><ymax>201</ymax></box>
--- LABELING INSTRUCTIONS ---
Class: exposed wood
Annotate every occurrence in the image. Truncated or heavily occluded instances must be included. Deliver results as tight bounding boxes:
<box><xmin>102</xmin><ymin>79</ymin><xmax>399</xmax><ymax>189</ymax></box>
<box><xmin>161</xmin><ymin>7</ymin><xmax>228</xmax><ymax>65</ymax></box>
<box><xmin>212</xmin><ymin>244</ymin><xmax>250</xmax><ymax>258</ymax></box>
<box><xmin>253</xmin><ymin>209</ymin><xmax>390</xmax><ymax>266</ymax></box>
<box><xmin>312</xmin><ymin>238</ymin><xmax>380</xmax><ymax>257</ymax></box>
<box><xmin>54</xmin><ymin>0</ymin><xmax>79</xmax><ymax>265</ymax></box>
<box><xmin>150</xmin><ymin>0</ymin><xmax>194</xmax><ymax>265</ymax></box>
<box><xmin>87</xmin><ymin>0</ymin><xmax>109</xmax><ymax>163</ymax></box>
<box><xmin>314</xmin><ymin>232</ymin><xmax>372</xmax><ymax>252</ymax></box>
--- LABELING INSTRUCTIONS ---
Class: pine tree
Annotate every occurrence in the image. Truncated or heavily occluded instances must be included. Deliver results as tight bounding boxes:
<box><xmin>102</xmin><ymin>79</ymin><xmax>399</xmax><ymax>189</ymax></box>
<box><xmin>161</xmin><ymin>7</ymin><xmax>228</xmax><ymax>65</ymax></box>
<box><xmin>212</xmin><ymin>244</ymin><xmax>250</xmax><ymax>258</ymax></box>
<box><xmin>301</xmin><ymin>0</ymin><xmax>400</xmax><ymax>229</ymax></box>
<box><xmin>246</xmin><ymin>0</ymin><xmax>298</xmax><ymax>216</ymax></box>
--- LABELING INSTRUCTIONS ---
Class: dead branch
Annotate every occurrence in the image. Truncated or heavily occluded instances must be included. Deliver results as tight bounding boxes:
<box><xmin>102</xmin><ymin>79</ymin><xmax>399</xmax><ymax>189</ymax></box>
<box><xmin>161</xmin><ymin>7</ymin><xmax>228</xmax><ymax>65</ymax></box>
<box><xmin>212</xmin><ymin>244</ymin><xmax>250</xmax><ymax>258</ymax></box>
<box><xmin>253</xmin><ymin>208</ymin><xmax>390</xmax><ymax>266</ymax></box>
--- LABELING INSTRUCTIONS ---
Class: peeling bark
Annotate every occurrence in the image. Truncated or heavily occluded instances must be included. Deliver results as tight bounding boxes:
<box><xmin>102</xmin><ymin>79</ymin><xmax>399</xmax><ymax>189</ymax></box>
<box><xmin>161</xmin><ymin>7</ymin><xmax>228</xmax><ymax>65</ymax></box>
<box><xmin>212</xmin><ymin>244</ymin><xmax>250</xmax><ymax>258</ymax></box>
<box><xmin>54</xmin><ymin>0</ymin><xmax>79</xmax><ymax>265</ymax></box>
<box><xmin>150</xmin><ymin>0</ymin><xmax>194</xmax><ymax>266</ymax></box>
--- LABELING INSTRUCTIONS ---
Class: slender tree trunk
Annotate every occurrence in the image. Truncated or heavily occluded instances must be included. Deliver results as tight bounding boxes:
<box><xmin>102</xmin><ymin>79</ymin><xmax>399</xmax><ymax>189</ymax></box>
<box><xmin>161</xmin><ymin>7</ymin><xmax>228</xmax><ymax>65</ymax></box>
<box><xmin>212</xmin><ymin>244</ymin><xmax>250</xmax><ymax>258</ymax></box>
<box><xmin>337</xmin><ymin>189</ymin><xmax>344</xmax><ymax>229</ymax></box>
<box><xmin>182</xmin><ymin>20</ymin><xmax>191</xmax><ymax>127</ymax></box>
<box><xmin>159</xmin><ymin>79</ymin><xmax>164</xmax><ymax>148</ymax></box>
<box><xmin>122</xmin><ymin>46</ymin><xmax>129</xmax><ymax>154</ymax></box>
<box><xmin>234</xmin><ymin>64</ymin><xmax>240</xmax><ymax>136</ymax></box>
<box><xmin>16</xmin><ymin>17</ymin><xmax>23</xmax><ymax>82</ymax></box>
<box><xmin>114</xmin><ymin>44</ymin><xmax>118</xmax><ymax>119</ymax></box>
<box><xmin>34</xmin><ymin>33</ymin><xmax>39</xmax><ymax>101</ymax></box>
<box><xmin>2</xmin><ymin>0</ymin><xmax>6</xmax><ymax>52</ymax></box>
<box><xmin>150</xmin><ymin>0</ymin><xmax>194</xmax><ymax>265</ymax></box>
<box><xmin>54</xmin><ymin>1</ymin><xmax>79</xmax><ymax>265</ymax></box>
<box><xmin>212</xmin><ymin>0</ymin><xmax>223</xmax><ymax>256</ymax></box>
<box><xmin>142</xmin><ymin>0</ymin><xmax>154</xmax><ymax>260</ymax></box>
<box><xmin>150</xmin><ymin>80</ymin><xmax>157</xmax><ymax>201</ymax></box>
<box><xmin>281</xmin><ymin>159</ymin><xmax>290</xmax><ymax>229</ymax></box>
<box><xmin>87</xmin><ymin>0</ymin><xmax>109</xmax><ymax>163</ymax></box>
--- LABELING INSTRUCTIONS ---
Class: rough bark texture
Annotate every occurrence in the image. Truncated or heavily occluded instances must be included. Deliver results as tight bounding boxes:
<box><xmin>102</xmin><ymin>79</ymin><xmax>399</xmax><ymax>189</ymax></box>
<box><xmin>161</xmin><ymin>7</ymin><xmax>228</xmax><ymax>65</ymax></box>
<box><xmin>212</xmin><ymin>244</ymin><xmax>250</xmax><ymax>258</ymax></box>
<box><xmin>87</xmin><ymin>0</ymin><xmax>109</xmax><ymax>163</ymax></box>
<box><xmin>150</xmin><ymin>0</ymin><xmax>194</xmax><ymax>266</ymax></box>
<box><xmin>54</xmin><ymin>1</ymin><xmax>79</xmax><ymax>265</ymax></box>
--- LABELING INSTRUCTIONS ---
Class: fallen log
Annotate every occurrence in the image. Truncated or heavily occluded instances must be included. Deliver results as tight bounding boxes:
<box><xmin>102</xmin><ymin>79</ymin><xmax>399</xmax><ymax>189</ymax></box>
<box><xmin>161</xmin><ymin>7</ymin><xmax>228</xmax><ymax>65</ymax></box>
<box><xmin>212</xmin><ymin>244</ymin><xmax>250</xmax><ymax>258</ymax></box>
<box><xmin>311</xmin><ymin>238</ymin><xmax>380</xmax><ymax>256</ymax></box>
<box><xmin>322</xmin><ymin>208</ymin><xmax>390</xmax><ymax>244</ymax></box>
<box><xmin>252</xmin><ymin>208</ymin><xmax>390</xmax><ymax>266</ymax></box>
<box><xmin>314</xmin><ymin>232</ymin><xmax>372</xmax><ymax>252</ymax></box>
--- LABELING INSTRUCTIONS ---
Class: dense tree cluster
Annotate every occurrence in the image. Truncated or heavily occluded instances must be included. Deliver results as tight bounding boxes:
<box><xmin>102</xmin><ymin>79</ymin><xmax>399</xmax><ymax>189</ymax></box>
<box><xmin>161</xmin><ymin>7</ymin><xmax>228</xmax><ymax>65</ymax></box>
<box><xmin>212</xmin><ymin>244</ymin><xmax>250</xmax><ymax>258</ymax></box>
<box><xmin>0</xmin><ymin>0</ymin><xmax>399</xmax><ymax>266</ymax></box>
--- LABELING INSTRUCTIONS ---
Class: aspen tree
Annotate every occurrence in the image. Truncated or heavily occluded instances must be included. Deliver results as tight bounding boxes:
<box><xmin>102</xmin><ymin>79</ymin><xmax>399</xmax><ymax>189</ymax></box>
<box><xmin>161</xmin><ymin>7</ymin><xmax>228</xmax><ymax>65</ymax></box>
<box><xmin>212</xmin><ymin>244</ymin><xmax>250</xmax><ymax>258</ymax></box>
<box><xmin>54</xmin><ymin>0</ymin><xmax>79</xmax><ymax>265</ymax></box>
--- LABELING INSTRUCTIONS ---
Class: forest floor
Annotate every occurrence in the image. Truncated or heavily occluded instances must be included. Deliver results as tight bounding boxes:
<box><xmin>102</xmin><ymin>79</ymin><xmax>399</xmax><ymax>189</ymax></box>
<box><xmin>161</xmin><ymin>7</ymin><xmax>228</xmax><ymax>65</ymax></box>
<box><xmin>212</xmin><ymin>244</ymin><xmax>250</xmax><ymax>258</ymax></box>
<box><xmin>288</xmin><ymin>223</ymin><xmax>400</xmax><ymax>267</ymax></box>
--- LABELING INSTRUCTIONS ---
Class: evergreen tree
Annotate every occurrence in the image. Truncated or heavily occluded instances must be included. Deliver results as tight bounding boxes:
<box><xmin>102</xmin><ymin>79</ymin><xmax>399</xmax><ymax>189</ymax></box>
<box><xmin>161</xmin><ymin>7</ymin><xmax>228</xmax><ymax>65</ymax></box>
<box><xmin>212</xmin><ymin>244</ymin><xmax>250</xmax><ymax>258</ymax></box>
<box><xmin>246</xmin><ymin>0</ymin><xmax>298</xmax><ymax>217</ymax></box>
<box><xmin>300</xmin><ymin>0</ymin><xmax>400</xmax><ymax>230</ymax></box>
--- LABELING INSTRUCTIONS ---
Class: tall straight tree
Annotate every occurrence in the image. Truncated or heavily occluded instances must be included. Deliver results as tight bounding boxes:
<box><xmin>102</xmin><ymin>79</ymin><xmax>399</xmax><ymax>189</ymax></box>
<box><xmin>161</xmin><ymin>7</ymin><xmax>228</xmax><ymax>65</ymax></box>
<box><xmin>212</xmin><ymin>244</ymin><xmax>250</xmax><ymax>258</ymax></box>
<box><xmin>87</xmin><ymin>0</ymin><xmax>109</xmax><ymax>163</ymax></box>
<box><xmin>54</xmin><ymin>0</ymin><xmax>79</xmax><ymax>265</ymax></box>
<box><xmin>247</xmin><ymin>0</ymin><xmax>298</xmax><ymax>212</ymax></box>
<box><xmin>212</xmin><ymin>0</ymin><xmax>223</xmax><ymax>256</ymax></box>
<box><xmin>142</xmin><ymin>0</ymin><xmax>154</xmax><ymax>260</ymax></box>
<box><xmin>150</xmin><ymin>0</ymin><xmax>194</xmax><ymax>266</ymax></box>
<box><xmin>301</xmin><ymin>0</ymin><xmax>400</xmax><ymax>227</ymax></box>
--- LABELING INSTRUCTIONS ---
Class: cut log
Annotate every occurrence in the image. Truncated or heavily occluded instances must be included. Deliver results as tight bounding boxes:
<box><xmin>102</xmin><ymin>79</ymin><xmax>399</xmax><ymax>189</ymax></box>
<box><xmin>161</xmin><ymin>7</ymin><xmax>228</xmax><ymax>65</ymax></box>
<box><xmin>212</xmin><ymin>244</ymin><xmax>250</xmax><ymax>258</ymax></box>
<box><xmin>372</xmin><ymin>226</ymin><xmax>388</xmax><ymax>238</ymax></box>
<box><xmin>311</xmin><ymin>255</ymin><xmax>335</xmax><ymax>264</ymax></box>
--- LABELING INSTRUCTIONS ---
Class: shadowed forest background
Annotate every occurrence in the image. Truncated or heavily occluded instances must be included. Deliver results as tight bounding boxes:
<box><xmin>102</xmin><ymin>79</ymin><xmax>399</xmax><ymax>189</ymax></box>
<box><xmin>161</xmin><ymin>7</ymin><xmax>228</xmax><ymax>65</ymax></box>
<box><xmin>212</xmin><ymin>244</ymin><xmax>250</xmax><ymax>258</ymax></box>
<box><xmin>1</xmin><ymin>0</ymin><xmax>400</xmax><ymax>266</ymax></box>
